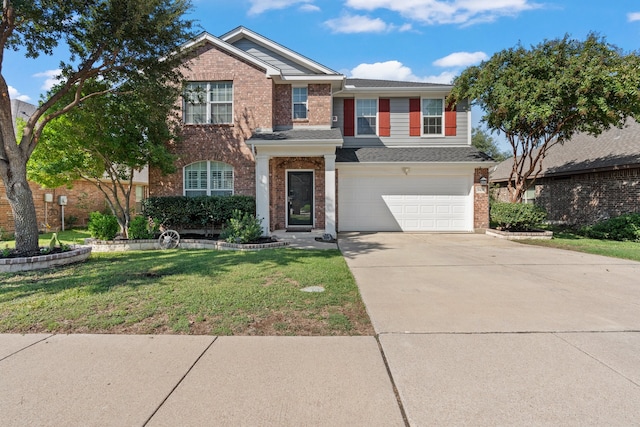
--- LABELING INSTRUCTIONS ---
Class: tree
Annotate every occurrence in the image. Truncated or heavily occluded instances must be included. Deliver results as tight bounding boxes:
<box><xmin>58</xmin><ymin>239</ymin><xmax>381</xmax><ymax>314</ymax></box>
<box><xmin>0</xmin><ymin>0</ymin><xmax>193</xmax><ymax>255</ymax></box>
<box><xmin>450</xmin><ymin>34</ymin><xmax>640</xmax><ymax>202</ymax></box>
<box><xmin>28</xmin><ymin>78</ymin><xmax>179</xmax><ymax>238</ymax></box>
<box><xmin>471</xmin><ymin>127</ymin><xmax>509</xmax><ymax>162</ymax></box>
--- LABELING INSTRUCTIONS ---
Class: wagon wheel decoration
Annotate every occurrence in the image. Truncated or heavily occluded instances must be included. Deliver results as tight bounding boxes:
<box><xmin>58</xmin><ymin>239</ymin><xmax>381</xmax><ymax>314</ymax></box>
<box><xmin>158</xmin><ymin>230</ymin><xmax>180</xmax><ymax>249</ymax></box>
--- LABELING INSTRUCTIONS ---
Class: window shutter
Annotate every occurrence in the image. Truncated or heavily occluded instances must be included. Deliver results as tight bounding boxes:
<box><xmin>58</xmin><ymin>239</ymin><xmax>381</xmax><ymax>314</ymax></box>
<box><xmin>344</xmin><ymin>98</ymin><xmax>355</xmax><ymax>137</ymax></box>
<box><xmin>409</xmin><ymin>98</ymin><xmax>421</xmax><ymax>136</ymax></box>
<box><xmin>379</xmin><ymin>98</ymin><xmax>390</xmax><ymax>137</ymax></box>
<box><xmin>445</xmin><ymin>103</ymin><xmax>457</xmax><ymax>136</ymax></box>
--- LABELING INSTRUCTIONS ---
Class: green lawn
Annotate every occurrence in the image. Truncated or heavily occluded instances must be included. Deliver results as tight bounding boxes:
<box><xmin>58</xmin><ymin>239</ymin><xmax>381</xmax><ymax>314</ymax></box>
<box><xmin>517</xmin><ymin>231</ymin><xmax>640</xmax><ymax>262</ymax></box>
<box><xmin>0</xmin><ymin>245</ymin><xmax>373</xmax><ymax>336</ymax></box>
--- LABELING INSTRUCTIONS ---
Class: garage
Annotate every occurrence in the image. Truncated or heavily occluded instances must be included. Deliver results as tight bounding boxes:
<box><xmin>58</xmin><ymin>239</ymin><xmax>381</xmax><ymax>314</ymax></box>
<box><xmin>338</xmin><ymin>168</ymin><xmax>473</xmax><ymax>232</ymax></box>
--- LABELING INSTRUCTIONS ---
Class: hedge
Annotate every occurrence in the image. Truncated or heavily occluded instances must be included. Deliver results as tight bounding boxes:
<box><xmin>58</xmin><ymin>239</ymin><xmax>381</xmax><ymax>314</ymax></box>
<box><xmin>490</xmin><ymin>202</ymin><xmax>547</xmax><ymax>232</ymax></box>
<box><xmin>581</xmin><ymin>213</ymin><xmax>640</xmax><ymax>241</ymax></box>
<box><xmin>143</xmin><ymin>195</ymin><xmax>255</xmax><ymax>229</ymax></box>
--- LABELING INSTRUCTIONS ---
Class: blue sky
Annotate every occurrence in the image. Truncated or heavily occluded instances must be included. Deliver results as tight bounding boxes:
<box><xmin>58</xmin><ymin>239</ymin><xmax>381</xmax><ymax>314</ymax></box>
<box><xmin>5</xmin><ymin>0</ymin><xmax>640</xmax><ymax>143</ymax></box>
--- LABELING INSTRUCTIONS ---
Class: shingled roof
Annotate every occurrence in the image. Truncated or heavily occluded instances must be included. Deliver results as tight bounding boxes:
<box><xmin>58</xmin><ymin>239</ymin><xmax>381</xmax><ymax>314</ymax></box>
<box><xmin>248</xmin><ymin>128</ymin><xmax>343</xmax><ymax>142</ymax></box>
<box><xmin>336</xmin><ymin>146</ymin><xmax>493</xmax><ymax>163</ymax></box>
<box><xmin>345</xmin><ymin>78</ymin><xmax>450</xmax><ymax>88</ymax></box>
<box><xmin>491</xmin><ymin>119</ymin><xmax>640</xmax><ymax>182</ymax></box>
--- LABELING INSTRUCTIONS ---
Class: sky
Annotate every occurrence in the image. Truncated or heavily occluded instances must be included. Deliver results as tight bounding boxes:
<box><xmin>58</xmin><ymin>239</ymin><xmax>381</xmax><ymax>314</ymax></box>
<box><xmin>4</xmin><ymin>0</ymin><xmax>640</xmax><ymax>147</ymax></box>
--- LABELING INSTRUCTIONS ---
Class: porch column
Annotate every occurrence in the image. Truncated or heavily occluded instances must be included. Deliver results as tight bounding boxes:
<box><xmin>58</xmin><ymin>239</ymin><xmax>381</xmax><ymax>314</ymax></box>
<box><xmin>255</xmin><ymin>154</ymin><xmax>270</xmax><ymax>235</ymax></box>
<box><xmin>324</xmin><ymin>154</ymin><xmax>336</xmax><ymax>237</ymax></box>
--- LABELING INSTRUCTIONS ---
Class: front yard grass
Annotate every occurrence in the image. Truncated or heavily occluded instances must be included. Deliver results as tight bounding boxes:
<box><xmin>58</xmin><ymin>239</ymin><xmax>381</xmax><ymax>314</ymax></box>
<box><xmin>0</xmin><ymin>248</ymin><xmax>373</xmax><ymax>336</ymax></box>
<box><xmin>518</xmin><ymin>230</ymin><xmax>640</xmax><ymax>262</ymax></box>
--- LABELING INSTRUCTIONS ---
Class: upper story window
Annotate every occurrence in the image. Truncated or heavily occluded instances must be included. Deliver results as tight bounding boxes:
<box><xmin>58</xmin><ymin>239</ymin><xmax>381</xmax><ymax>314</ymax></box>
<box><xmin>422</xmin><ymin>98</ymin><xmax>443</xmax><ymax>136</ymax></box>
<box><xmin>184</xmin><ymin>82</ymin><xmax>233</xmax><ymax>125</ymax></box>
<box><xmin>184</xmin><ymin>161</ymin><xmax>234</xmax><ymax>197</ymax></box>
<box><xmin>292</xmin><ymin>87</ymin><xmax>308</xmax><ymax>119</ymax></box>
<box><xmin>356</xmin><ymin>99</ymin><xmax>377</xmax><ymax>136</ymax></box>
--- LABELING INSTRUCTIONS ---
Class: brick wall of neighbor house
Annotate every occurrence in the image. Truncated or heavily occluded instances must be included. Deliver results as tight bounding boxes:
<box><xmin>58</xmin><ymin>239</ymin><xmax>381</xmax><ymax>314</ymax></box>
<box><xmin>493</xmin><ymin>168</ymin><xmax>640</xmax><ymax>225</ymax></box>
<box><xmin>0</xmin><ymin>180</ymin><xmax>136</xmax><ymax>233</ymax></box>
<box><xmin>269</xmin><ymin>157</ymin><xmax>325</xmax><ymax>231</ymax></box>
<box><xmin>150</xmin><ymin>42</ymin><xmax>271</xmax><ymax>197</ymax></box>
<box><xmin>474</xmin><ymin>167</ymin><xmax>490</xmax><ymax>229</ymax></box>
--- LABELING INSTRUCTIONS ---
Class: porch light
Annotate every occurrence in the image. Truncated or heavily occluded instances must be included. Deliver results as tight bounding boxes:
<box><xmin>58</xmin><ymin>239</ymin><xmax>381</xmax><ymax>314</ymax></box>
<box><xmin>402</xmin><ymin>167</ymin><xmax>410</xmax><ymax>175</ymax></box>
<box><xmin>479</xmin><ymin>176</ymin><xmax>488</xmax><ymax>185</ymax></box>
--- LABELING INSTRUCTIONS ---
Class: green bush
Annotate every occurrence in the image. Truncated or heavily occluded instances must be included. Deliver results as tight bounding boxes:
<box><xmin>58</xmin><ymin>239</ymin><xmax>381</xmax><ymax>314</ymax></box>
<box><xmin>128</xmin><ymin>216</ymin><xmax>159</xmax><ymax>240</ymax></box>
<box><xmin>581</xmin><ymin>213</ymin><xmax>640</xmax><ymax>241</ymax></box>
<box><xmin>142</xmin><ymin>195</ymin><xmax>255</xmax><ymax>229</ymax></box>
<box><xmin>88</xmin><ymin>212</ymin><xmax>120</xmax><ymax>240</ymax></box>
<box><xmin>490</xmin><ymin>202</ymin><xmax>547</xmax><ymax>231</ymax></box>
<box><xmin>220</xmin><ymin>210</ymin><xmax>263</xmax><ymax>244</ymax></box>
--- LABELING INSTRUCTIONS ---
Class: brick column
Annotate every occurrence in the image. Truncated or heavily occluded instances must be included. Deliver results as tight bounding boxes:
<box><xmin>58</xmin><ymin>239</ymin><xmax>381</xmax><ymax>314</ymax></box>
<box><xmin>474</xmin><ymin>167</ymin><xmax>490</xmax><ymax>230</ymax></box>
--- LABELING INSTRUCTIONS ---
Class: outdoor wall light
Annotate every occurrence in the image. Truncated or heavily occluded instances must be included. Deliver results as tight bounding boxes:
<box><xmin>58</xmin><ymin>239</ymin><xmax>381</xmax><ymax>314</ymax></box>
<box><xmin>479</xmin><ymin>176</ymin><xmax>488</xmax><ymax>185</ymax></box>
<box><xmin>402</xmin><ymin>167</ymin><xmax>410</xmax><ymax>175</ymax></box>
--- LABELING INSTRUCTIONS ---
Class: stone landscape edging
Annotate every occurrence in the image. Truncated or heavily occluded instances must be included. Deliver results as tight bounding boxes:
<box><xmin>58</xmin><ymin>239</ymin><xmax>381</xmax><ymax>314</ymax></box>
<box><xmin>87</xmin><ymin>238</ymin><xmax>289</xmax><ymax>252</ymax></box>
<box><xmin>485</xmin><ymin>229</ymin><xmax>553</xmax><ymax>240</ymax></box>
<box><xmin>0</xmin><ymin>246</ymin><xmax>92</xmax><ymax>273</ymax></box>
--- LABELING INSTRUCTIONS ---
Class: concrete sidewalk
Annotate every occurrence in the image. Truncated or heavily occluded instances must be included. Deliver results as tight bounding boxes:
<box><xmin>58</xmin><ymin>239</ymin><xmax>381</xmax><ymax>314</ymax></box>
<box><xmin>0</xmin><ymin>334</ymin><xmax>404</xmax><ymax>426</ymax></box>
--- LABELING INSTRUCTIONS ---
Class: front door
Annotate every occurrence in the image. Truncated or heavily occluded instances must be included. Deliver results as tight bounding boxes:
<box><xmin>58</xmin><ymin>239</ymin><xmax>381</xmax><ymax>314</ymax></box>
<box><xmin>287</xmin><ymin>171</ymin><xmax>313</xmax><ymax>226</ymax></box>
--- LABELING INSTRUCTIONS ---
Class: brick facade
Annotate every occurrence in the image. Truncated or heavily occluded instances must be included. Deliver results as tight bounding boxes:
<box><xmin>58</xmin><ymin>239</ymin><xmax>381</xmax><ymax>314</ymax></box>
<box><xmin>273</xmin><ymin>83</ymin><xmax>333</xmax><ymax>129</ymax></box>
<box><xmin>0</xmin><ymin>180</ymin><xmax>137</xmax><ymax>234</ymax></box>
<box><xmin>493</xmin><ymin>168</ymin><xmax>640</xmax><ymax>225</ymax></box>
<box><xmin>474</xmin><ymin>167</ymin><xmax>490</xmax><ymax>229</ymax></box>
<box><xmin>269</xmin><ymin>157</ymin><xmax>326</xmax><ymax>231</ymax></box>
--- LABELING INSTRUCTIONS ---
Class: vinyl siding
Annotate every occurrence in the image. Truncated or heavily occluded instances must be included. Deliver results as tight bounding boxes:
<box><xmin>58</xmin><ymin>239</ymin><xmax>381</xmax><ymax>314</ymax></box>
<box><xmin>334</xmin><ymin>97</ymin><xmax>470</xmax><ymax>147</ymax></box>
<box><xmin>231</xmin><ymin>39</ymin><xmax>317</xmax><ymax>75</ymax></box>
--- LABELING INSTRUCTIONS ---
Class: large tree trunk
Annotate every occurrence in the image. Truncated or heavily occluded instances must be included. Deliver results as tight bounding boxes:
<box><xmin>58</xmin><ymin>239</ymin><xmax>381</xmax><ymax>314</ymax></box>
<box><xmin>1</xmin><ymin>161</ymin><xmax>40</xmax><ymax>255</ymax></box>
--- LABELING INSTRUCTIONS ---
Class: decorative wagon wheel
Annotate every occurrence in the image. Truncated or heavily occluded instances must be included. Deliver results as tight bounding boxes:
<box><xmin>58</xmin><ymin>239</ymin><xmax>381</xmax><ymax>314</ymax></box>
<box><xmin>158</xmin><ymin>230</ymin><xmax>180</xmax><ymax>249</ymax></box>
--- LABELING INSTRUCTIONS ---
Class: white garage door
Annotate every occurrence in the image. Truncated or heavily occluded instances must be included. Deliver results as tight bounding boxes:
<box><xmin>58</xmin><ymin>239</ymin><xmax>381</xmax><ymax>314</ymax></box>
<box><xmin>338</xmin><ymin>173</ymin><xmax>472</xmax><ymax>232</ymax></box>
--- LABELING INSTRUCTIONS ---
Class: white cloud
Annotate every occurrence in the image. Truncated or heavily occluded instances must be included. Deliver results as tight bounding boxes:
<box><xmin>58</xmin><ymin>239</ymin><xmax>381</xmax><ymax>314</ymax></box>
<box><xmin>344</xmin><ymin>0</ymin><xmax>540</xmax><ymax>26</ymax></box>
<box><xmin>8</xmin><ymin>86</ymin><xmax>31</xmax><ymax>102</ymax></box>
<box><xmin>324</xmin><ymin>14</ymin><xmax>390</xmax><ymax>33</ymax></box>
<box><xmin>33</xmin><ymin>69</ymin><xmax>62</xmax><ymax>91</ymax></box>
<box><xmin>628</xmin><ymin>12</ymin><xmax>640</xmax><ymax>22</ymax></box>
<box><xmin>248</xmin><ymin>0</ymin><xmax>314</xmax><ymax>15</ymax></box>
<box><xmin>349</xmin><ymin>60</ymin><xmax>457</xmax><ymax>84</ymax></box>
<box><xmin>299</xmin><ymin>4</ymin><xmax>320</xmax><ymax>12</ymax></box>
<box><xmin>433</xmin><ymin>51</ymin><xmax>488</xmax><ymax>67</ymax></box>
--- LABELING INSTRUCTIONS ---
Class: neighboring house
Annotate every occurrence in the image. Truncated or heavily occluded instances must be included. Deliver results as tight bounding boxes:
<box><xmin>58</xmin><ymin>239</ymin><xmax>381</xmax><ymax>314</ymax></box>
<box><xmin>0</xmin><ymin>100</ymin><xmax>148</xmax><ymax>233</ymax></box>
<box><xmin>491</xmin><ymin>119</ymin><xmax>640</xmax><ymax>225</ymax></box>
<box><xmin>149</xmin><ymin>27</ymin><xmax>493</xmax><ymax>235</ymax></box>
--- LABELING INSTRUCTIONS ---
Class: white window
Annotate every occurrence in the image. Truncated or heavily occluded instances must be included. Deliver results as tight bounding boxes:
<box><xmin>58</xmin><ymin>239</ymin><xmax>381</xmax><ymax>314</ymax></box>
<box><xmin>356</xmin><ymin>99</ymin><xmax>377</xmax><ymax>136</ymax></box>
<box><xmin>184</xmin><ymin>82</ymin><xmax>233</xmax><ymax>124</ymax></box>
<box><xmin>184</xmin><ymin>161</ymin><xmax>234</xmax><ymax>197</ymax></box>
<box><xmin>422</xmin><ymin>98</ymin><xmax>444</xmax><ymax>136</ymax></box>
<box><xmin>523</xmin><ymin>187</ymin><xmax>536</xmax><ymax>204</ymax></box>
<box><xmin>292</xmin><ymin>87</ymin><xmax>308</xmax><ymax>119</ymax></box>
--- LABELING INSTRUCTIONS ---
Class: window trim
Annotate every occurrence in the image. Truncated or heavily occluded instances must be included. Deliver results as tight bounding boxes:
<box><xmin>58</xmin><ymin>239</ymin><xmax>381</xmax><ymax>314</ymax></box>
<box><xmin>183</xmin><ymin>160</ymin><xmax>234</xmax><ymax>197</ymax></box>
<box><xmin>292</xmin><ymin>86</ymin><xmax>308</xmax><ymax>120</ymax></box>
<box><xmin>421</xmin><ymin>97</ymin><xmax>445</xmax><ymax>137</ymax></box>
<box><xmin>355</xmin><ymin>98</ymin><xmax>378</xmax><ymax>137</ymax></box>
<box><xmin>183</xmin><ymin>81</ymin><xmax>234</xmax><ymax>125</ymax></box>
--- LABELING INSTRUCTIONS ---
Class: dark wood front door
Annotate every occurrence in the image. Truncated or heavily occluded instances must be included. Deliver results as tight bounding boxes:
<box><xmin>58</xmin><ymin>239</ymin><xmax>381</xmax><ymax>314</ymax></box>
<box><xmin>287</xmin><ymin>171</ymin><xmax>313</xmax><ymax>226</ymax></box>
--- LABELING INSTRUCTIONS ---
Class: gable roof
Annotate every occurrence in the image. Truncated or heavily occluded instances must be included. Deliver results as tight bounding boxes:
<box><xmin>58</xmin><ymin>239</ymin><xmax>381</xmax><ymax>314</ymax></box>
<box><xmin>346</xmin><ymin>78</ymin><xmax>451</xmax><ymax>88</ymax></box>
<box><xmin>491</xmin><ymin>118</ymin><xmax>640</xmax><ymax>181</ymax></box>
<box><xmin>336</xmin><ymin>147</ymin><xmax>492</xmax><ymax>163</ymax></box>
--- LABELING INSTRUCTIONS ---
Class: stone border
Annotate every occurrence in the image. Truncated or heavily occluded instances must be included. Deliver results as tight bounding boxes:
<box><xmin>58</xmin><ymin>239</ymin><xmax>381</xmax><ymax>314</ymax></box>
<box><xmin>87</xmin><ymin>238</ymin><xmax>289</xmax><ymax>252</ymax></box>
<box><xmin>0</xmin><ymin>246</ymin><xmax>92</xmax><ymax>273</ymax></box>
<box><xmin>486</xmin><ymin>229</ymin><xmax>553</xmax><ymax>240</ymax></box>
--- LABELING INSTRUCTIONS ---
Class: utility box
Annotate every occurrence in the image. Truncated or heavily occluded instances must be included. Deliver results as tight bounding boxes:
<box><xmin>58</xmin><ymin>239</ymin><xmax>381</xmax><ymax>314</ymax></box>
<box><xmin>58</xmin><ymin>195</ymin><xmax>67</xmax><ymax>206</ymax></box>
<box><xmin>44</xmin><ymin>193</ymin><xmax>53</xmax><ymax>203</ymax></box>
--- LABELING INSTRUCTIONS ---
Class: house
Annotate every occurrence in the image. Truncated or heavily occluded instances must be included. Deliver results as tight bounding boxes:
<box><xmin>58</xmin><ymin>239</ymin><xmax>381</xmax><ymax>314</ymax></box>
<box><xmin>149</xmin><ymin>27</ymin><xmax>493</xmax><ymax>235</ymax></box>
<box><xmin>490</xmin><ymin>119</ymin><xmax>640</xmax><ymax>225</ymax></box>
<box><xmin>0</xmin><ymin>100</ymin><xmax>148</xmax><ymax>233</ymax></box>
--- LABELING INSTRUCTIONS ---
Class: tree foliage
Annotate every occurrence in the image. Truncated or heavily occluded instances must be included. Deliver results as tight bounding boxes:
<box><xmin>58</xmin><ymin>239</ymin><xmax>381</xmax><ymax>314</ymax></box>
<box><xmin>0</xmin><ymin>0</ymin><xmax>194</xmax><ymax>254</ymax></box>
<box><xmin>450</xmin><ymin>34</ymin><xmax>640</xmax><ymax>202</ymax></box>
<box><xmin>471</xmin><ymin>127</ymin><xmax>509</xmax><ymax>162</ymax></box>
<box><xmin>29</xmin><ymin>78</ymin><xmax>179</xmax><ymax>237</ymax></box>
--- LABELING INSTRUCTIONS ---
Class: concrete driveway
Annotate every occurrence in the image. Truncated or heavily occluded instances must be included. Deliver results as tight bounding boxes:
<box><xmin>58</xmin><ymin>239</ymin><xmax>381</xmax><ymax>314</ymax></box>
<box><xmin>340</xmin><ymin>232</ymin><xmax>640</xmax><ymax>425</ymax></box>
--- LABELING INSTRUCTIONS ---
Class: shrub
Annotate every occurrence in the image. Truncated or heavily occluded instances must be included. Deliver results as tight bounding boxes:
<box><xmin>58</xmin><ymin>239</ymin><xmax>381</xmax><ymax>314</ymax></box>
<box><xmin>581</xmin><ymin>213</ymin><xmax>640</xmax><ymax>241</ymax></box>
<box><xmin>220</xmin><ymin>210</ymin><xmax>263</xmax><ymax>244</ymax></box>
<box><xmin>490</xmin><ymin>202</ymin><xmax>547</xmax><ymax>231</ymax></box>
<box><xmin>128</xmin><ymin>216</ymin><xmax>159</xmax><ymax>240</ymax></box>
<box><xmin>143</xmin><ymin>195</ymin><xmax>255</xmax><ymax>229</ymax></box>
<box><xmin>88</xmin><ymin>212</ymin><xmax>120</xmax><ymax>240</ymax></box>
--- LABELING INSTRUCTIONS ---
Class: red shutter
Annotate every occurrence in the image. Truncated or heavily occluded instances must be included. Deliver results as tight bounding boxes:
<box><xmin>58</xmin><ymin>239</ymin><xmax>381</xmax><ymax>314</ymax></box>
<box><xmin>379</xmin><ymin>98</ymin><xmax>390</xmax><ymax>137</ymax></box>
<box><xmin>344</xmin><ymin>98</ymin><xmax>355</xmax><ymax>137</ymax></box>
<box><xmin>444</xmin><ymin>103</ymin><xmax>457</xmax><ymax>136</ymax></box>
<box><xmin>409</xmin><ymin>98</ymin><xmax>421</xmax><ymax>136</ymax></box>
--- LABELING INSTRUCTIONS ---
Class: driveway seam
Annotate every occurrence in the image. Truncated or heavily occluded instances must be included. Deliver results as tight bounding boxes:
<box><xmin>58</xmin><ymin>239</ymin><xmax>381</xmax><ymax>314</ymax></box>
<box><xmin>375</xmin><ymin>334</ymin><xmax>410</xmax><ymax>427</ymax></box>
<box><xmin>553</xmin><ymin>332</ymin><xmax>640</xmax><ymax>388</ymax></box>
<box><xmin>143</xmin><ymin>336</ymin><xmax>218</xmax><ymax>426</ymax></box>
<box><xmin>0</xmin><ymin>333</ymin><xmax>54</xmax><ymax>363</ymax></box>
